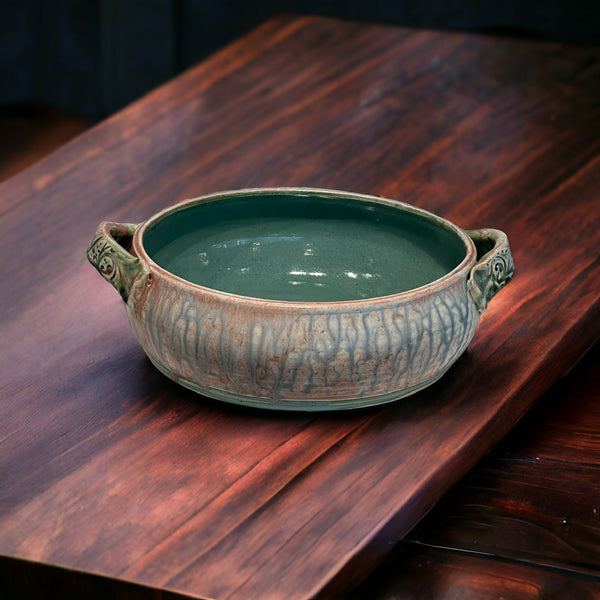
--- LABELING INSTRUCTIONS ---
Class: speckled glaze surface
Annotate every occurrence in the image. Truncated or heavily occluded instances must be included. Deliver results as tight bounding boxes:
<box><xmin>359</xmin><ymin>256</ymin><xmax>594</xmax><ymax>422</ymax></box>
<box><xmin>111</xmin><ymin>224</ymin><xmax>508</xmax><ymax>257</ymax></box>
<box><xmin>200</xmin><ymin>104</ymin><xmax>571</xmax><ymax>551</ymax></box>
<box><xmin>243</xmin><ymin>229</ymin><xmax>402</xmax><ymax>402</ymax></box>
<box><xmin>87</xmin><ymin>188</ymin><xmax>514</xmax><ymax>410</ymax></box>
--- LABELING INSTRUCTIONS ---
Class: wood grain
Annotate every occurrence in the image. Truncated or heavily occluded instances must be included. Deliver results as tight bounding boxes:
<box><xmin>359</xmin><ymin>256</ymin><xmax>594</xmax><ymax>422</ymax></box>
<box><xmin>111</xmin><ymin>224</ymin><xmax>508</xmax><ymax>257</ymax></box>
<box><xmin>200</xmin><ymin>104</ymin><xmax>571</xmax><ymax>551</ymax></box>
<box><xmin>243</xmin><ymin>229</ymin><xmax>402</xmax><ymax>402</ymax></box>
<box><xmin>0</xmin><ymin>554</ymin><xmax>186</xmax><ymax>600</ymax></box>
<box><xmin>1</xmin><ymin>15</ymin><xmax>599</xmax><ymax>600</ymax></box>
<box><xmin>3</xmin><ymin>351</ymin><xmax>597</xmax><ymax>600</ymax></box>
<box><xmin>354</xmin><ymin>343</ymin><xmax>600</xmax><ymax>598</ymax></box>
<box><xmin>407</xmin><ymin>342</ymin><xmax>600</xmax><ymax>577</ymax></box>
<box><xmin>0</xmin><ymin>105</ymin><xmax>91</xmax><ymax>183</ymax></box>
<box><xmin>349</xmin><ymin>542</ymin><xmax>600</xmax><ymax>600</ymax></box>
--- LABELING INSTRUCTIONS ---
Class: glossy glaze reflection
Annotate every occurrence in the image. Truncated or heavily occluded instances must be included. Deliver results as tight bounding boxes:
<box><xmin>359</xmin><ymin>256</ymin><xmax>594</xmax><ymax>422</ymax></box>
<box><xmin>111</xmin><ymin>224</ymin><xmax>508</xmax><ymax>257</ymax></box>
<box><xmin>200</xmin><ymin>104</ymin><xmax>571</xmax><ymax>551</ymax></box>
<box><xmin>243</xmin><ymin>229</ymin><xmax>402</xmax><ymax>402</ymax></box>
<box><xmin>87</xmin><ymin>188</ymin><xmax>514</xmax><ymax>410</ymax></box>
<box><xmin>144</xmin><ymin>193</ymin><xmax>466</xmax><ymax>302</ymax></box>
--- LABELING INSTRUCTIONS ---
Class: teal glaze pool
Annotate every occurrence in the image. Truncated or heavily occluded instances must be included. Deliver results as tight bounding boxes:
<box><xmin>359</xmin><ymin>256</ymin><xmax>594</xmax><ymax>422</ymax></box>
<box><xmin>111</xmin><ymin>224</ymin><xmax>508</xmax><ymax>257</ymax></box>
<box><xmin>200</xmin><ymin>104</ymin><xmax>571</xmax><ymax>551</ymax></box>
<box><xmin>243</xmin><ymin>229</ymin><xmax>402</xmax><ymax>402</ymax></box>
<box><xmin>143</xmin><ymin>192</ymin><xmax>467</xmax><ymax>302</ymax></box>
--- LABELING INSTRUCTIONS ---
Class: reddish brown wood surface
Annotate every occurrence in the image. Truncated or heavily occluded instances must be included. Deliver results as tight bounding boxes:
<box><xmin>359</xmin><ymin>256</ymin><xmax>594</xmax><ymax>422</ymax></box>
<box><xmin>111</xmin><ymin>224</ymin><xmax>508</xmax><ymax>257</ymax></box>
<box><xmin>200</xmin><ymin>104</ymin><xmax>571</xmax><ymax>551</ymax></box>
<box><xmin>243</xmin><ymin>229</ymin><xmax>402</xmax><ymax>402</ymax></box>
<box><xmin>355</xmin><ymin>343</ymin><xmax>600</xmax><ymax>598</ymax></box>
<box><xmin>0</xmin><ymin>105</ymin><xmax>92</xmax><ymax>183</ymax></box>
<box><xmin>2</xmin><ymin>350</ymin><xmax>597</xmax><ymax>599</ymax></box>
<box><xmin>406</xmin><ymin>342</ymin><xmax>600</xmax><ymax>578</ymax></box>
<box><xmin>350</xmin><ymin>543</ymin><xmax>600</xmax><ymax>600</ymax></box>
<box><xmin>0</xmin><ymin>554</ymin><xmax>187</xmax><ymax>600</ymax></box>
<box><xmin>1</xmin><ymin>15</ymin><xmax>599</xmax><ymax>600</ymax></box>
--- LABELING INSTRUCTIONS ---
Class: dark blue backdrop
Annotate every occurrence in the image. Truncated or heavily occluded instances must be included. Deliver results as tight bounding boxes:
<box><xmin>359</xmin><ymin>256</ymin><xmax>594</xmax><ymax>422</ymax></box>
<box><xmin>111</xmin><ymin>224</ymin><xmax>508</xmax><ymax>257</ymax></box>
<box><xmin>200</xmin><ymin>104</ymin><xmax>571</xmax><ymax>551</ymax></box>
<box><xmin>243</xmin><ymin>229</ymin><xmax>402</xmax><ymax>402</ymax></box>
<box><xmin>2</xmin><ymin>0</ymin><xmax>598</xmax><ymax>119</ymax></box>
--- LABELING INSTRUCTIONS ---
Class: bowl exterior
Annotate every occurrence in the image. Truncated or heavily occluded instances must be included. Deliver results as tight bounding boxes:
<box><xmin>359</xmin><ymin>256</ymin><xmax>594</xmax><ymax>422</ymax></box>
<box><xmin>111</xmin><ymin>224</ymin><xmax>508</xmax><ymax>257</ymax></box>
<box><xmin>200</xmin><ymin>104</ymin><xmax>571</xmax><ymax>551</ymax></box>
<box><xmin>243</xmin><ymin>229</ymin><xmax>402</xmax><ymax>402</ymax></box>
<box><xmin>124</xmin><ymin>266</ymin><xmax>479</xmax><ymax>410</ymax></box>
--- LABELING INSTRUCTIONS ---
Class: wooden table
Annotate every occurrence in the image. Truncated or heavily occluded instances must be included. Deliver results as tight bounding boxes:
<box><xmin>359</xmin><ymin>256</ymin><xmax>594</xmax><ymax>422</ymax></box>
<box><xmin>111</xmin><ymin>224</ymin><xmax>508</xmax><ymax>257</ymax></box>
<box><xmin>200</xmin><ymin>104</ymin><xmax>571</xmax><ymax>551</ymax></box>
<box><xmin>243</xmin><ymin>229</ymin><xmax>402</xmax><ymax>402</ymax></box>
<box><xmin>1</xmin><ymin>15</ymin><xmax>599</xmax><ymax>599</ymax></box>
<box><xmin>351</xmin><ymin>342</ymin><xmax>600</xmax><ymax>599</ymax></box>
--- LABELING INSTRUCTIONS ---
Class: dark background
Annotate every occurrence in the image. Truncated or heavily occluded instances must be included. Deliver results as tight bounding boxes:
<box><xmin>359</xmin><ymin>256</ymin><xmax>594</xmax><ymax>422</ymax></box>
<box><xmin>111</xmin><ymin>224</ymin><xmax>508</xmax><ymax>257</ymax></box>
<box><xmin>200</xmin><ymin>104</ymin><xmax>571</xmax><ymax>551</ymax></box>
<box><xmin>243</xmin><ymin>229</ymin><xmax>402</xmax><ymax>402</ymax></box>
<box><xmin>2</xmin><ymin>0</ymin><xmax>599</xmax><ymax>120</ymax></box>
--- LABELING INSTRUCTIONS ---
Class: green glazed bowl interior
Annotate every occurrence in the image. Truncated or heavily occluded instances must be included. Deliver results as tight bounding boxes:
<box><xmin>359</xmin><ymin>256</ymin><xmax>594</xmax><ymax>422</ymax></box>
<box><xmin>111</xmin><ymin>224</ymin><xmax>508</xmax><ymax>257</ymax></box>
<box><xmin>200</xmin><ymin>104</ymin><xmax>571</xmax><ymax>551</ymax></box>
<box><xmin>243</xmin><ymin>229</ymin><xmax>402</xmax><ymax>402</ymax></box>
<box><xmin>142</xmin><ymin>191</ymin><xmax>467</xmax><ymax>302</ymax></box>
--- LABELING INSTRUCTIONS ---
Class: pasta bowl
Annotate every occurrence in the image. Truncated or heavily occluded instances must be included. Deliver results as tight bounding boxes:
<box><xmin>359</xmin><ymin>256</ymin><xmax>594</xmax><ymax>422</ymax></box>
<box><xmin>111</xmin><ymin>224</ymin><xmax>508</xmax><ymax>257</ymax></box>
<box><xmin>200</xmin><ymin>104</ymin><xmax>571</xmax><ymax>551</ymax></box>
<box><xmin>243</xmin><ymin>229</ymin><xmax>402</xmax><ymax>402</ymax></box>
<box><xmin>87</xmin><ymin>188</ymin><xmax>514</xmax><ymax>410</ymax></box>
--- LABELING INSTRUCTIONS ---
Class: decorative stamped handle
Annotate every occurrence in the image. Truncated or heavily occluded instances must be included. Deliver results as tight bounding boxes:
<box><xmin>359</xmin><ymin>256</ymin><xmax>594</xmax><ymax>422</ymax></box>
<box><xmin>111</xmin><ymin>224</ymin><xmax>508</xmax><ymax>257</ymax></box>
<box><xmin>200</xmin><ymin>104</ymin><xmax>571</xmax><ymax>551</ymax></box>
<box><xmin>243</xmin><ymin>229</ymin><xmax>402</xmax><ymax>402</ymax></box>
<box><xmin>466</xmin><ymin>228</ymin><xmax>514</xmax><ymax>313</ymax></box>
<box><xmin>87</xmin><ymin>222</ymin><xmax>145</xmax><ymax>301</ymax></box>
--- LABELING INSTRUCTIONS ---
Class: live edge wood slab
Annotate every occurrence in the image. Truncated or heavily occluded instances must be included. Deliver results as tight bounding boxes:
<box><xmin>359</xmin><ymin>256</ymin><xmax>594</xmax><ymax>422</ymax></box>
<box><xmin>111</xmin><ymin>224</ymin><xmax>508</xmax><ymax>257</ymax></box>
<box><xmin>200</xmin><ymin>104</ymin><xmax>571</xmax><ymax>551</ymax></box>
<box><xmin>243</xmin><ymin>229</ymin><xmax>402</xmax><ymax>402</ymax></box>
<box><xmin>1</xmin><ymin>15</ymin><xmax>599</xmax><ymax>600</ymax></box>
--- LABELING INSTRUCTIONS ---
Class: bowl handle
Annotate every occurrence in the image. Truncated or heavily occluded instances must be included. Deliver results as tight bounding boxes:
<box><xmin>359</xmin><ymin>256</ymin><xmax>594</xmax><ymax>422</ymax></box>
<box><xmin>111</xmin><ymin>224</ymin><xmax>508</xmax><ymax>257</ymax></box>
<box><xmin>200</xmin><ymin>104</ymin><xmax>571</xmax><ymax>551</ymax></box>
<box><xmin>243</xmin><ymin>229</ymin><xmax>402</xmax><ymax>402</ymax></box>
<box><xmin>87</xmin><ymin>222</ymin><xmax>145</xmax><ymax>301</ymax></box>
<box><xmin>465</xmin><ymin>228</ymin><xmax>514</xmax><ymax>313</ymax></box>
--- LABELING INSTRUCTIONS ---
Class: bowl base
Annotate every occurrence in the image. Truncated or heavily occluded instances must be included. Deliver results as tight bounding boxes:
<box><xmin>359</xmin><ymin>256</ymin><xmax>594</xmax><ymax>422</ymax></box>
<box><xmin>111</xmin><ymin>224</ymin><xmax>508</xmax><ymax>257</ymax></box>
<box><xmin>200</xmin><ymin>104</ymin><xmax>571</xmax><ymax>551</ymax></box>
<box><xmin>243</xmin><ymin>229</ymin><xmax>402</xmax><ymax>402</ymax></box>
<box><xmin>149</xmin><ymin>357</ymin><xmax>449</xmax><ymax>412</ymax></box>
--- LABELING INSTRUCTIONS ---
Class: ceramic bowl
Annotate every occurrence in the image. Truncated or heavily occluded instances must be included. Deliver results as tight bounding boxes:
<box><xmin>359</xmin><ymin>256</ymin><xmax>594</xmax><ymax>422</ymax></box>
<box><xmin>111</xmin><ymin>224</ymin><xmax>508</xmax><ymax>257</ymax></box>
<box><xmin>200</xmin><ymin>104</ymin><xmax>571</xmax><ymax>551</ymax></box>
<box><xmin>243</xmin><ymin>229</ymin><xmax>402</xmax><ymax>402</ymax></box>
<box><xmin>87</xmin><ymin>188</ymin><xmax>514</xmax><ymax>410</ymax></box>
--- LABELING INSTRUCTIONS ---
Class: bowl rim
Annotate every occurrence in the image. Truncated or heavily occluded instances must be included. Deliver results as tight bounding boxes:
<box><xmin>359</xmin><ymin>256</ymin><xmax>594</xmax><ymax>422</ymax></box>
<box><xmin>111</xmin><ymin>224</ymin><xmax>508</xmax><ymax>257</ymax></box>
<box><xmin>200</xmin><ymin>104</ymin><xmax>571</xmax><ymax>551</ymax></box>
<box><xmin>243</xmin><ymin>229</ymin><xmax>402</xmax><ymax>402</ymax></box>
<box><xmin>131</xmin><ymin>187</ymin><xmax>478</xmax><ymax>308</ymax></box>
